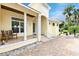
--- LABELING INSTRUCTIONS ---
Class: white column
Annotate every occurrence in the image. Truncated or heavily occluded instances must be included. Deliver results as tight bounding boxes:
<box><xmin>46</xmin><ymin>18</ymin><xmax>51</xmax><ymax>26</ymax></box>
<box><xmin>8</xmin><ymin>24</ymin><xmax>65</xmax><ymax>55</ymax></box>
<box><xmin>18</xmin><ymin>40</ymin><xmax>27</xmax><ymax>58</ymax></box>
<box><xmin>37</xmin><ymin>14</ymin><xmax>41</xmax><ymax>41</ymax></box>
<box><xmin>46</xmin><ymin>18</ymin><xmax>49</xmax><ymax>37</ymax></box>
<box><xmin>24</xmin><ymin>12</ymin><xmax>27</xmax><ymax>40</ymax></box>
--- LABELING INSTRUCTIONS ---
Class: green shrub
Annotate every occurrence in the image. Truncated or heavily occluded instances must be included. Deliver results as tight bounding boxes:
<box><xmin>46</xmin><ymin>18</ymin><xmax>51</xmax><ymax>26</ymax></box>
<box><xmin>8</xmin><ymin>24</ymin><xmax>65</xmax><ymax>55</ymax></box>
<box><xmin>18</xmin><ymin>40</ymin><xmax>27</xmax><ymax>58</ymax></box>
<box><xmin>62</xmin><ymin>30</ymin><xmax>68</xmax><ymax>33</ymax></box>
<box><xmin>68</xmin><ymin>25</ymin><xmax>79</xmax><ymax>33</ymax></box>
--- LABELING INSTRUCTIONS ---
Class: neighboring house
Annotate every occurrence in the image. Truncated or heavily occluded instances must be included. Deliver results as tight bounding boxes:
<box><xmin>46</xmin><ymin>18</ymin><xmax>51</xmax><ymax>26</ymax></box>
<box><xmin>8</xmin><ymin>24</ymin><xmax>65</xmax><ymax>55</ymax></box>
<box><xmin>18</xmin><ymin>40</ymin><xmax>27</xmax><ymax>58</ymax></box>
<box><xmin>0</xmin><ymin>3</ymin><xmax>61</xmax><ymax>53</ymax></box>
<box><xmin>48</xmin><ymin>18</ymin><xmax>61</xmax><ymax>37</ymax></box>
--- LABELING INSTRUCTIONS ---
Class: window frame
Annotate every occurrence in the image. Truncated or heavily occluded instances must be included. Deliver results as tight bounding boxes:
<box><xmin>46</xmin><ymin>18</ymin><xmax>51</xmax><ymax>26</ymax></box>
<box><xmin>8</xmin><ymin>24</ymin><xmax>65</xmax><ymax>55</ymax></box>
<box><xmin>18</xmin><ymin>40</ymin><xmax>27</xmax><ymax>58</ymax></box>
<box><xmin>11</xmin><ymin>17</ymin><xmax>24</xmax><ymax>33</ymax></box>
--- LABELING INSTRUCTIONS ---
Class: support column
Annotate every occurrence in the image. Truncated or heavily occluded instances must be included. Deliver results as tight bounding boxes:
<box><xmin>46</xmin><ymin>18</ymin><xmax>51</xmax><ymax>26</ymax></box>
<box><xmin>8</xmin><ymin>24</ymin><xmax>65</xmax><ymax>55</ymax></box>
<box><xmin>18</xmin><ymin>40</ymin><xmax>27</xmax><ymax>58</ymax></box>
<box><xmin>37</xmin><ymin>14</ymin><xmax>41</xmax><ymax>41</ymax></box>
<box><xmin>24</xmin><ymin>12</ymin><xmax>27</xmax><ymax>40</ymax></box>
<box><xmin>46</xmin><ymin>18</ymin><xmax>49</xmax><ymax>37</ymax></box>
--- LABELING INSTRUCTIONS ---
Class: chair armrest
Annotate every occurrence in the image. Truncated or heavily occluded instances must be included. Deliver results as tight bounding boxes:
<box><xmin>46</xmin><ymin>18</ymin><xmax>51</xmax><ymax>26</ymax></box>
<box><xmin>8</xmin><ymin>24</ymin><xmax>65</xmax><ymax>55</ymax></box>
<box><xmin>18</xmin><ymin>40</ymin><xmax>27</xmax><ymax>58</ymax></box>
<box><xmin>13</xmin><ymin>33</ymin><xmax>17</xmax><ymax>36</ymax></box>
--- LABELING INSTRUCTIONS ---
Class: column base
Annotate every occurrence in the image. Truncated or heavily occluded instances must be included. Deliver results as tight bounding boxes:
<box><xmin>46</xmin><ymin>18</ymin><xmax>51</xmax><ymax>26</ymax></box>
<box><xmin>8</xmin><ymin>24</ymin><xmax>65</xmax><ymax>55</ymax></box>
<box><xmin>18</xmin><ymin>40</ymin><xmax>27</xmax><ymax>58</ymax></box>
<box><xmin>36</xmin><ymin>40</ymin><xmax>42</xmax><ymax>45</ymax></box>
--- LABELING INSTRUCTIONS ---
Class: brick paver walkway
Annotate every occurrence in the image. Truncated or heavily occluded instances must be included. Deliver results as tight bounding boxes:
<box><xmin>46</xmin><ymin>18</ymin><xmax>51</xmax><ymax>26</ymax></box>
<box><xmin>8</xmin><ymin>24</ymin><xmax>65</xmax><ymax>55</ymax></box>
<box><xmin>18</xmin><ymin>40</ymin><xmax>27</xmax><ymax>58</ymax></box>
<box><xmin>16</xmin><ymin>36</ymin><xmax>79</xmax><ymax>56</ymax></box>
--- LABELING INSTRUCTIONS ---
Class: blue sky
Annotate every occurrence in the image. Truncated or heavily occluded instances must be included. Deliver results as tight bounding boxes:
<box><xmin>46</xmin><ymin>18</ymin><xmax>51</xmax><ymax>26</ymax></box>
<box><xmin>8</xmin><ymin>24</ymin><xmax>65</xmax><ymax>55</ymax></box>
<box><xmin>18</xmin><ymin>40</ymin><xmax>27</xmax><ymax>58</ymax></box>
<box><xmin>48</xmin><ymin>3</ymin><xmax>79</xmax><ymax>20</ymax></box>
<box><xmin>23</xmin><ymin>3</ymin><xmax>79</xmax><ymax>21</ymax></box>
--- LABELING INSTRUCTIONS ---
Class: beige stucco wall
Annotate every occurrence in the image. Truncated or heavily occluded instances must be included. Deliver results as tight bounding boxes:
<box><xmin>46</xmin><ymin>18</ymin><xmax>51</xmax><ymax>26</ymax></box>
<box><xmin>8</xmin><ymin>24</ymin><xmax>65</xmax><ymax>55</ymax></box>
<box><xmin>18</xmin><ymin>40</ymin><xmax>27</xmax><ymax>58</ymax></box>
<box><xmin>48</xmin><ymin>21</ymin><xmax>59</xmax><ymax>36</ymax></box>
<box><xmin>0</xmin><ymin>4</ymin><xmax>1</xmax><ymax>39</ymax></box>
<box><xmin>27</xmin><ymin>16</ymin><xmax>36</xmax><ymax>36</ymax></box>
<box><xmin>0</xmin><ymin>5</ymin><xmax>1</xmax><ymax>33</ymax></box>
<box><xmin>41</xmin><ymin>16</ymin><xmax>47</xmax><ymax>35</ymax></box>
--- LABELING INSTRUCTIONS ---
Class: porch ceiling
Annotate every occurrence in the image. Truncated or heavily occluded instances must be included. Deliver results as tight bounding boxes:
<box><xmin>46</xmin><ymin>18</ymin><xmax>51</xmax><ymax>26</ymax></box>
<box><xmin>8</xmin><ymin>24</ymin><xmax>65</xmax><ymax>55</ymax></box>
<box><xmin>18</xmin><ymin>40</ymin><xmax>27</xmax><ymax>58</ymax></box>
<box><xmin>1</xmin><ymin>5</ymin><xmax>24</xmax><ymax>15</ymax></box>
<box><xmin>1</xmin><ymin>3</ymin><xmax>38</xmax><ymax>17</ymax></box>
<box><xmin>1</xmin><ymin>5</ymin><xmax>36</xmax><ymax>18</ymax></box>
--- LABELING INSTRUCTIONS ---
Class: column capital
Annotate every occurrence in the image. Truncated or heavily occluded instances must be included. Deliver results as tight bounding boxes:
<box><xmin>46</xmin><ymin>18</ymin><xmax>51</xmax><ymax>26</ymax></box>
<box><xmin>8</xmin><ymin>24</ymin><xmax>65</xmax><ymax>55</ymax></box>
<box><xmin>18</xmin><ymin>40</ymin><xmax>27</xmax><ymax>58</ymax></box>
<box><xmin>38</xmin><ymin>14</ymin><xmax>41</xmax><ymax>17</ymax></box>
<box><xmin>24</xmin><ymin>12</ymin><xmax>27</xmax><ymax>15</ymax></box>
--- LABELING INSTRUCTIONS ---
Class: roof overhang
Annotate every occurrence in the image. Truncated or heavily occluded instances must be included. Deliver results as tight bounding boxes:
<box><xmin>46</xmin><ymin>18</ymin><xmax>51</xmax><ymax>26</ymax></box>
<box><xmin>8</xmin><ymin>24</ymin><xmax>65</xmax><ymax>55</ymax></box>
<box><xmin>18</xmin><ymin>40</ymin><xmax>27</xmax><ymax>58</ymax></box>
<box><xmin>43</xmin><ymin>3</ymin><xmax>51</xmax><ymax>10</ymax></box>
<box><xmin>49</xmin><ymin>18</ymin><xmax>62</xmax><ymax>24</ymax></box>
<box><xmin>18</xmin><ymin>3</ymin><xmax>41</xmax><ymax>14</ymax></box>
<box><xmin>28</xmin><ymin>3</ymin><xmax>51</xmax><ymax>10</ymax></box>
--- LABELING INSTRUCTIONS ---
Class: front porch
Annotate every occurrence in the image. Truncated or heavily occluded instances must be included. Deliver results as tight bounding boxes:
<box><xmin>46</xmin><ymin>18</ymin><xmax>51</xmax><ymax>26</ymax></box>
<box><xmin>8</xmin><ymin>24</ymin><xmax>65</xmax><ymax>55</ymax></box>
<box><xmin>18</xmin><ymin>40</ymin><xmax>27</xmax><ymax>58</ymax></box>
<box><xmin>0</xmin><ymin>3</ymin><xmax>49</xmax><ymax>53</ymax></box>
<box><xmin>0</xmin><ymin>3</ymin><xmax>39</xmax><ymax>44</ymax></box>
<box><xmin>0</xmin><ymin>34</ymin><xmax>37</xmax><ymax>45</ymax></box>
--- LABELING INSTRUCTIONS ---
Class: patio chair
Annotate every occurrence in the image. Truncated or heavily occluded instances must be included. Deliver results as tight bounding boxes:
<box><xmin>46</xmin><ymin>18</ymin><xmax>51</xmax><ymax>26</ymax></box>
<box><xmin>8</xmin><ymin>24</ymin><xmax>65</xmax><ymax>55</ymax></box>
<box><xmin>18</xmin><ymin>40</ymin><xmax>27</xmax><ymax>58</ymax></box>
<box><xmin>1</xmin><ymin>30</ymin><xmax>8</xmax><ymax>42</ymax></box>
<box><xmin>8</xmin><ymin>30</ymin><xmax>17</xmax><ymax>39</ymax></box>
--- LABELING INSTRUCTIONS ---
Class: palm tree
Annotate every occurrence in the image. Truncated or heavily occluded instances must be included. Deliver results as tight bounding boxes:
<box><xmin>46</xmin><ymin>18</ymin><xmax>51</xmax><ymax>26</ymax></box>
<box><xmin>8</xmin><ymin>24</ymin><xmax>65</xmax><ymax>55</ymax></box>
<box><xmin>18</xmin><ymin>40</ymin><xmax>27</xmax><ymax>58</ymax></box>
<box><xmin>63</xmin><ymin>5</ymin><xmax>79</xmax><ymax>36</ymax></box>
<box><xmin>63</xmin><ymin>5</ymin><xmax>75</xmax><ymax>35</ymax></box>
<box><xmin>63</xmin><ymin>5</ymin><xmax>75</xmax><ymax>23</ymax></box>
<box><xmin>73</xmin><ymin>9</ymin><xmax>79</xmax><ymax>25</ymax></box>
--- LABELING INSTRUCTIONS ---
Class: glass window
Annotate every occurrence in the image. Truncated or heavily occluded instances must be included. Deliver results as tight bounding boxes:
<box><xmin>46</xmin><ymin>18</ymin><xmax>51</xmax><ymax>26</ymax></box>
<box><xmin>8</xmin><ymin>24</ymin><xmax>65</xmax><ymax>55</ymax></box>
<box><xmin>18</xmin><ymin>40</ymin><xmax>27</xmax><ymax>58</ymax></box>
<box><xmin>20</xmin><ymin>22</ymin><xmax>24</xmax><ymax>33</ymax></box>
<box><xmin>12</xmin><ymin>17</ymin><xmax>24</xmax><ymax>33</ymax></box>
<box><xmin>20</xmin><ymin>28</ymin><xmax>24</xmax><ymax>32</ymax></box>
<box><xmin>49</xmin><ymin>22</ymin><xmax>50</xmax><ymax>24</ymax></box>
<box><xmin>12</xmin><ymin>21</ymin><xmax>19</xmax><ymax>26</ymax></box>
<box><xmin>57</xmin><ymin>24</ymin><xmax>58</xmax><ymax>26</ymax></box>
<box><xmin>12</xmin><ymin>27</ymin><xmax>19</xmax><ymax>33</ymax></box>
<box><xmin>52</xmin><ymin>23</ymin><xmax>55</xmax><ymax>26</ymax></box>
<box><xmin>20</xmin><ymin>22</ymin><xmax>24</xmax><ymax>28</ymax></box>
<box><xmin>12</xmin><ymin>21</ymin><xmax>19</xmax><ymax>33</ymax></box>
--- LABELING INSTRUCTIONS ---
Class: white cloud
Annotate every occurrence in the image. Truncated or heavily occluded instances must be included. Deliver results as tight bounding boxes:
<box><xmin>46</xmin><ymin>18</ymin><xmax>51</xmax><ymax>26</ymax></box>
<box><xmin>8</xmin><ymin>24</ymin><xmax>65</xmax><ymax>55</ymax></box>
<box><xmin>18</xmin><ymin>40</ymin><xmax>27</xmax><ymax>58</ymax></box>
<box><xmin>51</xmin><ymin>11</ymin><xmax>65</xmax><ymax>20</ymax></box>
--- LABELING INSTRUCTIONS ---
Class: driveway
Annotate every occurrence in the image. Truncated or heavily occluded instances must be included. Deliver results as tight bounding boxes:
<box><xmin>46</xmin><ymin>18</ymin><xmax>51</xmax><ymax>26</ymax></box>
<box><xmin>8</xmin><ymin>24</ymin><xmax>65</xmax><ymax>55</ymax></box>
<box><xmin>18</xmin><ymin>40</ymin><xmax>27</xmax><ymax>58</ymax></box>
<box><xmin>17</xmin><ymin>36</ymin><xmax>79</xmax><ymax>56</ymax></box>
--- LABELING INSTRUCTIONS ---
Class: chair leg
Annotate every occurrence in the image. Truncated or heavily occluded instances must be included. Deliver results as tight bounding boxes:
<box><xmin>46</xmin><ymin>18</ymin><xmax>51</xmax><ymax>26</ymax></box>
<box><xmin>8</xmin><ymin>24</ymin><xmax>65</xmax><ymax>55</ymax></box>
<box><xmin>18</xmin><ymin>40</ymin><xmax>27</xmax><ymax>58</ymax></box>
<box><xmin>1</xmin><ymin>40</ymin><xmax>5</xmax><ymax>45</ymax></box>
<box><xmin>16</xmin><ymin>36</ymin><xmax>17</xmax><ymax>39</ymax></box>
<box><xmin>6</xmin><ymin>37</ymin><xmax>8</xmax><ymax>42</ymax></box>
<box><xmin>16</xmin><ymin>34</ymin><xmax>17</xmax><ymax>39</ymax></box>
<box><xmin>1</xmin><ymin>38</ymin><xmax>5</xmax><ymax>45</ymax></box>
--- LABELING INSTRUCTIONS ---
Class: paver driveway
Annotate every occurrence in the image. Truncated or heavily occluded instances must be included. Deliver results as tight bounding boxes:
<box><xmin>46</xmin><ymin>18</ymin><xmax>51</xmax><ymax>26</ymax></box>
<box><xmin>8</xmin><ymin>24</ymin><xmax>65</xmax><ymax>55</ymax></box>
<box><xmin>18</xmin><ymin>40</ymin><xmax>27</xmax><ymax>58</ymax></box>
<box><xmin>17</xmin><ymin>36</ymin><xmax>79</xmax><ymax>56</ymax></box>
